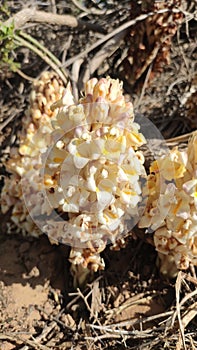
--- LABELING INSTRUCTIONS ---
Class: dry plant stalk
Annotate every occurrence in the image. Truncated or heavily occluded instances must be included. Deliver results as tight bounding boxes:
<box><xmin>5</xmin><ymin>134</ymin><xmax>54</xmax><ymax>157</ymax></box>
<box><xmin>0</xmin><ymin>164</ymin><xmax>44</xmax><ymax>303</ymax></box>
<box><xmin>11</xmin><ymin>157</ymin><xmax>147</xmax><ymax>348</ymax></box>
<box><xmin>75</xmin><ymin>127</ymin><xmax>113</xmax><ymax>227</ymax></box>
<box><xmin>4</xmin><ymin>8</ymin><xmax>104</xmax><ymax>33</ymax></box>
<box><xmin>122</xmin><ymin>0</ymin><xmax>183</xmax><ymax>86</ymax></box>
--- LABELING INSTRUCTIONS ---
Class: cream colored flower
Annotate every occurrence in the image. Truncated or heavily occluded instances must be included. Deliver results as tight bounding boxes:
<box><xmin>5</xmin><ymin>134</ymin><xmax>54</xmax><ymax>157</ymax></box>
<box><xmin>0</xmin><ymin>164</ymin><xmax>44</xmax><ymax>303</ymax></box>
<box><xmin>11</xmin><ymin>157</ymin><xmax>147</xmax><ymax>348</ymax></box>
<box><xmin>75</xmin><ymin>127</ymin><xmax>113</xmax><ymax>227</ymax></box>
<box><xmin>43</xmin><ymin>76</ymin><xmax>146</xmax><ymax>279</ymax></box>
<box><xmin>1</xmin><ymin>72</ymin><xmax>66</xmax><ymax>237</ymax></box>
<box><xmin>1</xmin><ymin>74</ymin><xmax>147</xmax><ymax>286</ymax></box>
<box><xmin>139</xmin><ymin>131</ymin><xmax>197</xmax><ymax>276</ymax></box>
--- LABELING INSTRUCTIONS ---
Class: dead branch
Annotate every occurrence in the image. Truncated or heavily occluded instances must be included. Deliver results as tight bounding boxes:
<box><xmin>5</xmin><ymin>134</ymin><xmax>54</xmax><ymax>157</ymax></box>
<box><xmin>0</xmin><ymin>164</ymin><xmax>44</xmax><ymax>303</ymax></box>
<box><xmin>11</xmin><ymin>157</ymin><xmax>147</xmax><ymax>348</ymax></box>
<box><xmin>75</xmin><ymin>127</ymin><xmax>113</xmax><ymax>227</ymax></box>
<box><xmin>175</xmin><ymin>272</ymin><xmax>187</xmax><ymax>350</ymax></box>
<box><xmin>81</xmin><ymin>29</ymin><xmax>127</xmax><ymax>84</ymax></box>
<box><xmin>4</xmin><ymin>8</ymin><xmax>105</xmax><ymax>33</ymax></box>
<box><xmin>0</xmin><ymin>107</ymin><xmax>24</xmax><ymax>132</ymax></box>
<box><xmin>62</xmin><ymin>7</ymin><xmax>190</xmax><ymax>68</ymax></box>
<box><xmin>0</xmin><ymin>333</ymin><xmax>50</xmax><ymax>350</ymax></box>
<box><xmin>170</xmin><ymin>287</ymin><xmax>197</xmax><ymax>328</ymax></box>
<box><xmin>71</xmin><ymin>0</ymin><xmax>106</xmax><ymax>15</ymax></box>
<box><xmin>103</xmin><ymin>310</ymin><xmax>173</xmax><ymax>329</ymax></box>
<box><xmin>181</xmin><ymin>302</ymin><xmax>197</xmax><ymax>329</ymax></box>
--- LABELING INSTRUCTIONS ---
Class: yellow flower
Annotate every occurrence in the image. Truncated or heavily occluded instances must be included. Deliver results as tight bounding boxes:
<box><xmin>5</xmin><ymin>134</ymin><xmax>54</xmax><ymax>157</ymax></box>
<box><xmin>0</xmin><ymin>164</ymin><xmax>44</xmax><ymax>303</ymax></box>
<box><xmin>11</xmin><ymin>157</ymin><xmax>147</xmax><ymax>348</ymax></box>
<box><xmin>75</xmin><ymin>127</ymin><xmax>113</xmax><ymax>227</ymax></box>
<box><xmin>43</xmin><ymin>76</ymin><xmax>146</xmax><ymax>278</ymax></box>
<box><xmin>1</xmin><ymin>74</ymin><xmax>147</xmax><ymax>285</ymax></box>
<box><xmin>139</xmin><ymin>132</ymin><xmax>197</xmax><ymax>275</ymax></box>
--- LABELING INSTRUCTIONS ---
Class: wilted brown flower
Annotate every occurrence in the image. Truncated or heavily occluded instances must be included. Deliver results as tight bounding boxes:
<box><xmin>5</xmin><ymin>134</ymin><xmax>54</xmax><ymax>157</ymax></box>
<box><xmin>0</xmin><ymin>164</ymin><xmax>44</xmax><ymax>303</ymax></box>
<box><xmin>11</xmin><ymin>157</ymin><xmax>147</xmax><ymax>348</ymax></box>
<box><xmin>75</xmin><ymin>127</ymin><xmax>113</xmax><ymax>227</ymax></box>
<box><xmin>121</xmin><ymin>0</ymin><xmax>183</xmax><ymax>87</ymax></box>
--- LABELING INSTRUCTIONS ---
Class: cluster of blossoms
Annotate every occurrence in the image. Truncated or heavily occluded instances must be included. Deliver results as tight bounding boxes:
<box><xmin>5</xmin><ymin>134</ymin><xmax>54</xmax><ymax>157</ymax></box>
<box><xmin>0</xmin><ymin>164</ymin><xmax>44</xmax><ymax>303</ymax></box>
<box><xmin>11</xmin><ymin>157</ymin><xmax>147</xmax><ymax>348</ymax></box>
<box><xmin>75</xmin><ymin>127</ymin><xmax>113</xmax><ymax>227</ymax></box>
<box><xmin>1</xmin><ymin>72</ymin><xmax>66</xmax><ymax>236</ymax></box>
<box><xmin>43</xmin><ymin>77</ymin><xmax>146</xmax><ymax>284</ymax></box>
<box><xmin>2</xmin><ymin>70</ymin><xmax>197</xmax><ymax>286</ymax></box>
<box><xmin>139</xmin><ymin>132</ymin><xmax>197</xmax><ymax>276</ymax></box>
<box><xmin>1</xmin><ymin>74</ymin><xmax>146</xmax><ymax>286</ymax></box>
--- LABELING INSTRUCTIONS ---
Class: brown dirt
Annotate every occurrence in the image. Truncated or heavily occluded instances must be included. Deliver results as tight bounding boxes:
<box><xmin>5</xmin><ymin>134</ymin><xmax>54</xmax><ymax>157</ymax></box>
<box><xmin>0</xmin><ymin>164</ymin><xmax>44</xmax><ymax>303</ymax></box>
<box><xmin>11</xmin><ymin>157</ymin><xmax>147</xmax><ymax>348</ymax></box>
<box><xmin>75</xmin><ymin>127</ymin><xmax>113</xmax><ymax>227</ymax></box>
<box><xmin>0</xmin><ymin>235</ymin><xmax>70</xmax><ymax>347</ymax></box>
<box><xmin>0</xmin><ymin>233</ymin><xmax>176</xmax><ymax>349</ymax></box>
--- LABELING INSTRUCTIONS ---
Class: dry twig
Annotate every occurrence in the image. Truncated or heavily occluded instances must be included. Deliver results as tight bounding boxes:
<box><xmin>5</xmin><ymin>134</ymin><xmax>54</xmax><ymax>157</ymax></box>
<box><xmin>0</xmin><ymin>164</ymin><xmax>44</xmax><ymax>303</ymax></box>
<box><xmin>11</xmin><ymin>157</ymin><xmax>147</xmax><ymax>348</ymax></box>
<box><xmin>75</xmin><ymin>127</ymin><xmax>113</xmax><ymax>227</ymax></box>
<box><xmin>62</xmin><ymin>7</ymin><xmax>192</xmax><ymax>68</ymax></box>
<box><xmin>0</xmin><ymin>333</ymin><xmax>50</xmax><ymax>350</ymax></box>
<box><xmin>4</xmin><ymin>8</ymin><xmax>105</xmax><ymax>33</ymax></box>
<box><xmin>175</xmin><ymin>272</ymin><xmax>187</xmax><ymax>350</ymax></box>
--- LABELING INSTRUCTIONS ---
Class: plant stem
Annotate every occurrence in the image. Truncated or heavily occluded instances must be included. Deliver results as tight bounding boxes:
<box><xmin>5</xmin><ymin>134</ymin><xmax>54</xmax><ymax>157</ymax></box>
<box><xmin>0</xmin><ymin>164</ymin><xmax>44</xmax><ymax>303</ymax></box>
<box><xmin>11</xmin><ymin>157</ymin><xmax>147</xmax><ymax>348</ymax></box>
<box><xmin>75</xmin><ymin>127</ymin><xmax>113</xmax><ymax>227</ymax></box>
<box><xmin>14</xmin><ymin>31</ymin><xmax>68</xmax><ymax>84</ymax></box>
